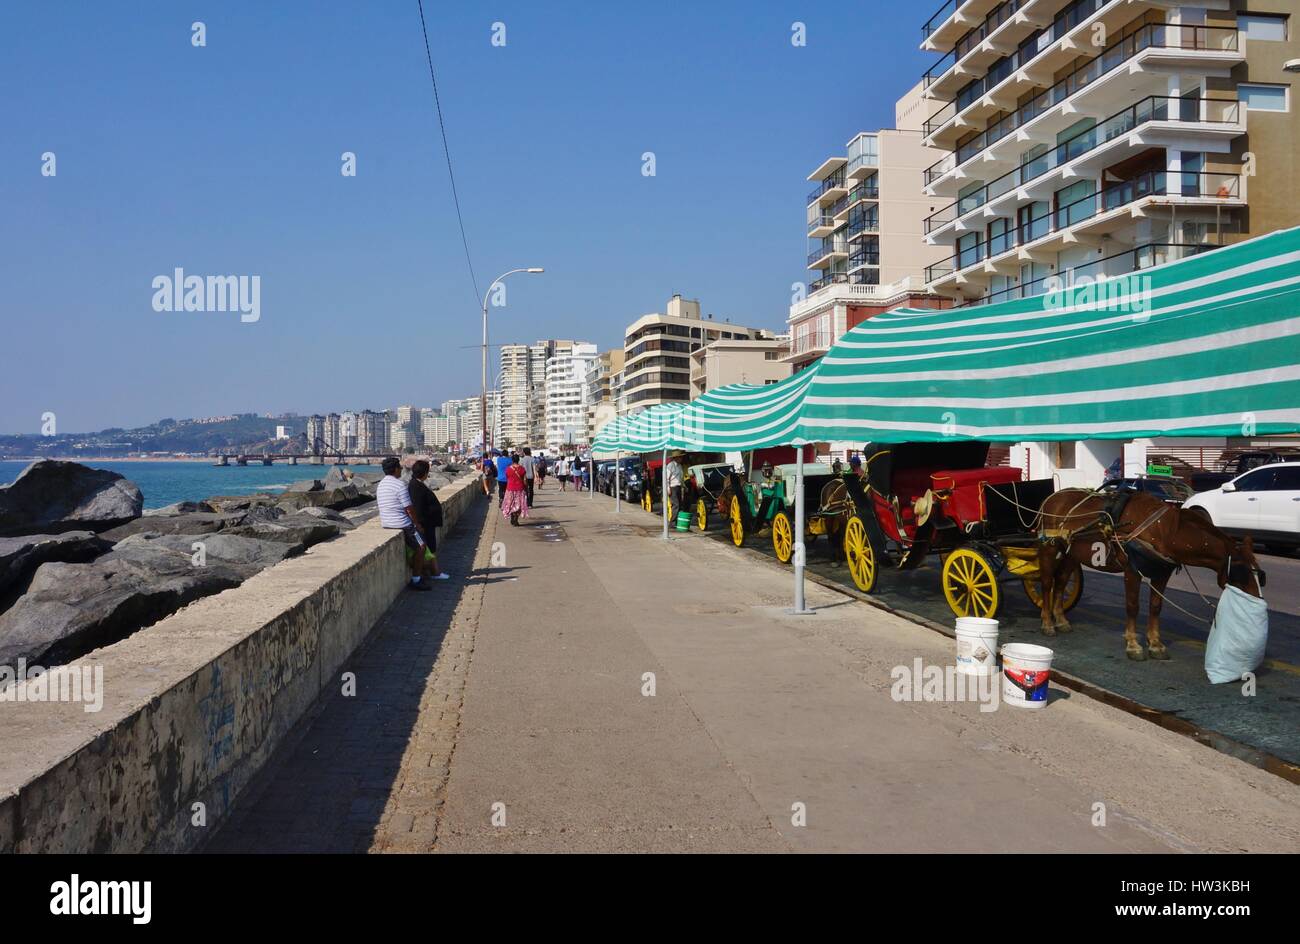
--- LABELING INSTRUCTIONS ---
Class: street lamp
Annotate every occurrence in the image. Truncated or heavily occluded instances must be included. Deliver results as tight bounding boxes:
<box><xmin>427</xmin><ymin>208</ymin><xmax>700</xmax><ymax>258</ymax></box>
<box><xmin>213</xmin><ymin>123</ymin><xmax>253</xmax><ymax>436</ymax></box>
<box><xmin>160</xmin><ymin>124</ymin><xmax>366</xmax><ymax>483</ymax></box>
<box><xmin>481</xmin><ymin>267</ymin><xmax>544</xmax><ymax>455</ymax></box>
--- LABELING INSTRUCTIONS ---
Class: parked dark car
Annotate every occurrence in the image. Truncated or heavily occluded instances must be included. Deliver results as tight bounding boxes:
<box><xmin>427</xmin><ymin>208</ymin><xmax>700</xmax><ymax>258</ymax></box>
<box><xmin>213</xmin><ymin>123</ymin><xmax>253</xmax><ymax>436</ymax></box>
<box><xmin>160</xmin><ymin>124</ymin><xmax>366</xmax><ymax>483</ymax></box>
<box><xmin>597</xmin><ymin>457</ymin><xmax>643</xmax><ymax>499</ymax></box>
<box><xmin>1099</xmin><ymin>475</ymin><xmax>1194</xmax><ymax>505</ymax></box>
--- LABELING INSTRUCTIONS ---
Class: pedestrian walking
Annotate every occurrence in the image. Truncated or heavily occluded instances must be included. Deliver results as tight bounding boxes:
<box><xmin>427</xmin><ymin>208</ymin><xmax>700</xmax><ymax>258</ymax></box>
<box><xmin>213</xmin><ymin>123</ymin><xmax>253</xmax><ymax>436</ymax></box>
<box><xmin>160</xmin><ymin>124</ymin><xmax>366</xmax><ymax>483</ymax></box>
<box><xmin>521</xmin><ymin>447</ymin><xmax>536</xmax><ymax>508</ymax></box>
<box><xmin>502</xmin><ymin>453</ymin><xmax>530</xmax><ymax>526</ymax></box>
<box><xmin>557</xmin><ymin>454</ymin><xmax>570</xmax><ymax>491</ymax></box>
<box><xmin>495</xmin><ymin>450</ymin><xmax>511</xmax><ymax>502</ymax></box>
<box><xmin>536</xmin><ymin>454</ymin><xmax>547</xmax><ymax>489</ymax></box>
<box><xmin>376</xmin><ymin>456</ymin><xmax>432</xmax><ymax>591</ymax></box>
<box><xmin>408</xmin><ymin>459</ymin><xmax>449</xmax><ymax>580</ymax></box>
<box><xmin>481</xmin><ymin>453</ymin><xmax>494</xmax><ymax>499</ymax></box>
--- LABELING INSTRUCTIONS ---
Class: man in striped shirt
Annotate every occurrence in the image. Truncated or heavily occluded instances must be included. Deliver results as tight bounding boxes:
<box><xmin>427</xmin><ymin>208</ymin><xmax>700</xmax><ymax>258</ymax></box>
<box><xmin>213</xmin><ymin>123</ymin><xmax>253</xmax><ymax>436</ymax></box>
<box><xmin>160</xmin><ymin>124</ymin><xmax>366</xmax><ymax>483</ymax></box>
<box><xmin>377</xmin><ymin>456</ymin><xmax>432</xmax><ymax>591</ymax></box>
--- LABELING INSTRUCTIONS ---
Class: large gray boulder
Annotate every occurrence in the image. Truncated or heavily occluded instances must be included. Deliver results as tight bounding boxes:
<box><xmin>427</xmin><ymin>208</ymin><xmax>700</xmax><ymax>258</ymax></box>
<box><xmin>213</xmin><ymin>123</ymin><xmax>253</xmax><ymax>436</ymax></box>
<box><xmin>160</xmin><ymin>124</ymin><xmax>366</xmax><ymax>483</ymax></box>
<box><xmin>0</xmin><ymin>461</ymin><xmax>143</xmax><ymax>536</ymax></box>
<box><xmin>100</xmin><ymin>511</ymin><xmax>246</xmax><ymax>541</ymax></box>
<box><xmin>295</xmin><ymin>506</ymin><xmax>355</xmax><ymax>529</ymax></box>
<box><xmin>0</xmin><ymin>542</ymin><xmax>243</xmax><ymax>665</ymax></box>
<box><xmin>284</xmin><ymin>479</ymin><xmax>324</xmax><ymax>493</ymax></box>
<box><xmin>274</xmin><ymin>482</ymin><xmax>368</xmax><ymax>512</ymax></box>
<box><xmin>0</xmin><ymin>531</ymin><xmax>112</xmax><ymax>599</ymax></box>
<box><xmin>114</xmin><ymin>532</ymin><xmax>301</xmax><ymax>571</ymax></box>
<box><xmin>224</xmin><ymin>515</ymin><xmax>341</xmax><ymax>549</ymax></box>
<box><xmin>144</xmin><ymin>500</ymin><xmax>215</xmax><ymax>516</ymax></box>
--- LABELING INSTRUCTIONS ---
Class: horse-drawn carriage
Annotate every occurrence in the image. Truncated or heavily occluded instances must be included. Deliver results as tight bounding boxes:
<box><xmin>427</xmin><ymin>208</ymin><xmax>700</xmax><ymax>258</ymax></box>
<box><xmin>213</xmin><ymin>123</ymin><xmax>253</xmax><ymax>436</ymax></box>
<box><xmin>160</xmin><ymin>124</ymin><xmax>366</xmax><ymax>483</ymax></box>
<box><xmin>842</xmin><ymin>441</ymin><xmax>1083</xmax><ymax>620</ymax></box>
<box><xmin>720</xmin><ymin>462</ymin><xmax>852</xmax><ymax>560</ymax></box>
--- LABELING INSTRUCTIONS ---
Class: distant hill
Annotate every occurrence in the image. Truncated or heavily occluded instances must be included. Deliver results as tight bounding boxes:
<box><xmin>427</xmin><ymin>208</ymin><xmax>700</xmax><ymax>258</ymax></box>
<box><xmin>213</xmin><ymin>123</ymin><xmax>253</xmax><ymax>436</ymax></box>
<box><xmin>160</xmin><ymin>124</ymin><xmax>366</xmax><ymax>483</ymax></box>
<box><xmin>0</xmin><ymin>416</ymin><xmax>304</xmax><ymax>458</ymax></box>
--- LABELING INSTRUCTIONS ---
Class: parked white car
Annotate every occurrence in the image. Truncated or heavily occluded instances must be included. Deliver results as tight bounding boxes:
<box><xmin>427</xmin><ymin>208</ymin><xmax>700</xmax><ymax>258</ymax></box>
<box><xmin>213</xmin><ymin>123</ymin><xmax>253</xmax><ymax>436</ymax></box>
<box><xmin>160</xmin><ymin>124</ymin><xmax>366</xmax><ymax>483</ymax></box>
<box><xmin>1183</xmin><ymin>461</ymin><xmax>1300</xmax><ymax>553</ymax></box>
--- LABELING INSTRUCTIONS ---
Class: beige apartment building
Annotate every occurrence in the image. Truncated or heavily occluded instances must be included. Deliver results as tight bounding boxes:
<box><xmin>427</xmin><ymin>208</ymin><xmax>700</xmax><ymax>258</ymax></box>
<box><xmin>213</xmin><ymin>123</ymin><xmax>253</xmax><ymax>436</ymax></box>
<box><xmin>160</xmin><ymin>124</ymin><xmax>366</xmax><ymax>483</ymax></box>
<box><xmin>792</xmin><ymin>82</ymin><xmax>953</xmax><ymax>372</ymax></box>
<box><xmin>622</xmin><ymin>295</ymin><xmax>775</xmax><ymax>412</ymax></box>
<box><xmin>585</xmin><ymin>349</ymin><xmax>624</xmax><ymax>443</ymax></box>
<box><xmin>689</xmin><ymin>336</ymin><xmax>791</xmax><ymax>396</ymax></box>
<box><xmin>917</xmin><ymin>0</ymin><xmax>1300</xmax><ymax>306</ymax></box>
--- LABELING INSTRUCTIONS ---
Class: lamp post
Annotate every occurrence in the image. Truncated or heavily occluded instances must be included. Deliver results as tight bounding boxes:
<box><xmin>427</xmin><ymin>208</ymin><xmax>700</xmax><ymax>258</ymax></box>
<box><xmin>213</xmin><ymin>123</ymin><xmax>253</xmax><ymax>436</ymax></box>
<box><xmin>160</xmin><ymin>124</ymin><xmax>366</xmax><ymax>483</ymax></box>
<box><xmin>481</xmin><ymin>267</ymin><xmax>544</xmax><ymax>455</ymax></box>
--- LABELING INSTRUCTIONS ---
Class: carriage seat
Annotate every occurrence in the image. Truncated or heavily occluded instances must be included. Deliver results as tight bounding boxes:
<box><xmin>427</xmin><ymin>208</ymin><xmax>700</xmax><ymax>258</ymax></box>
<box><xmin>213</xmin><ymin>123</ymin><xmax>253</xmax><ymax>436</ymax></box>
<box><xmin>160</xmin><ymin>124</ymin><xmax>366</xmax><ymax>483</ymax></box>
<box><xmin>930</xmin><ymin>467</ymin><xmax>1024</xmax><ymax>530</ymax></box>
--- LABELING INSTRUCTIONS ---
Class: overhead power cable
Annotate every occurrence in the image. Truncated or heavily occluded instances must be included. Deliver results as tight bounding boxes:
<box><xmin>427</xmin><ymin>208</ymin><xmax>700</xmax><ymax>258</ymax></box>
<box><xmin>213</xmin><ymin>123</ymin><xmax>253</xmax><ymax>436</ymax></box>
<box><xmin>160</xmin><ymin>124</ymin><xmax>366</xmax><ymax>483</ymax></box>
<box><xmin>416</xmin><ymin>0</ymin><xmax>481</xmax><ymax>306</ymax></box>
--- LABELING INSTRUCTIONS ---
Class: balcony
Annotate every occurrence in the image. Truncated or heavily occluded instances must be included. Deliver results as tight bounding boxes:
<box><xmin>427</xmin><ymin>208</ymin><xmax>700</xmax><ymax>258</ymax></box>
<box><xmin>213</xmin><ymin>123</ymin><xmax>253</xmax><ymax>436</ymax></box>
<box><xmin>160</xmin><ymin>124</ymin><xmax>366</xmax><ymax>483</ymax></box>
<box><xmin>923</xmin><ymin>0</ymin><xmax>1028</xmax><ymax>99</ymax></box>
<box><xmin>922</xmin><ymin>0</ymin><xmax>1004</xmax><ymax>49</ymax></box>
<box><xmin>923</xmin><ymin>23</ymin><xmax>1242</xmax><ymax>190</ymax></box>
<box><xmin>847</xmin><ymin>214</ymin><xmax>880</xmax><ymax>240</ymax></box>
<box><xmin>848</xmin><ymin>248</ymin><xmax>881</xmax><ymax>271</ymax></box>
<box><xmin>833</xmin><ymin>181</ymin><xmax>880</xmax><ymax>223</ymax></box>
<box><xmin>807</xmin><ymin>213</ymin><xmax>838</xmax><ymax>238</ymax></box>
<box><xmin>924</xmin><ymin>96</ymin><xmax>1244</xmax><ymax>237</ymax></box>
<box><xmin>925</xmin><ymin>169</ymin><xmax>1243</xmax><ymax>285</ymax></box>
<box><xmin>788</xmin><ymin>330</ymin><xmax>834</xmax><ymax>360</ymax></box>
<box><xmin>846</xmin><ymin>133</ymin><xmax>880</xmax><ymax>180</ymax></box>
<box><xmin>807</xmin><ymin>173</ymin><xmax>848</xmax><ymax>207</ymax></box>
<box><xmin>922</xmin><ymin>0</ymin><xmax>1126</xmax><ymax>144</ymax></box>
<box><xmin>807</xmin><ymin>242</ymin><xmax>849</xmax><ymax>269</ymax></box>
<box><xmin>955</xmin><ymin>241</ymin><xmax>1222</xmax><ymax>307</ymax></box>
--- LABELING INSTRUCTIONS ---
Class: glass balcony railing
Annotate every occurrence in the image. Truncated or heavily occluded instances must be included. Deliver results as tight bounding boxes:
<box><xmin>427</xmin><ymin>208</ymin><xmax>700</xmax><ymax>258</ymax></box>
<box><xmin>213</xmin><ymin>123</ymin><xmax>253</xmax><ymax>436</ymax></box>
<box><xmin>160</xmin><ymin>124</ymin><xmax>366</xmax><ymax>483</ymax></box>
<box><xmin>925</xmin><ymin>170</ymin><xmax>1241</xmax><ymax>282</ymax></box>
<box><xmin>848</xmin><ymin>249</ymin><xmax>881</xmax><ymax>270</ymax></box>
<box><xmin>958</xmin><ymin>242</ymin><xmax>1222</xmax><ymax>307</ymax></box>
<box><xmin>922</xmin><ymin>0</ymin><xmax>959</xmax><ymax>40</ymax></box>
<box><xmin>808</xmin><ymin>242</ymin><xmax>848</xmax><ymax>266</ymax></box>
<box><xmin>924</xmin><ymin>96</ymin><xmax>1241</xmax><ymax>233</ymax></box>
<box><xmin>923</xmin><ymin>0</ymin><xmax>1119</xmax><ymax>137</ymax></box>
<box><xmin>807</xmin><ymin>213</ymin><xmax>837</xmax><ymax>233</ymax></box>
<box><xmin>924</xmin><ymin>0</ymin><xmax>1025</xmax><ymax>89</ymax></box>
<box><xmin>806</xmin><ymin>174</ymin><xmax>847</xmax><ymax>205</ymax></box>
<box><xmin>847</xmin><ymin>215</ymin><xmax>880</xmax><ymax>239</ymax></box>
<box><xmin>808</xmin><ymin>270</ymin><xmax>882</xmax><ymax>293</ymax></box>
<box><xmin>923</xmin><ymin>23</ymin><xmax>1239</xmax><ymax>185</ymax></box>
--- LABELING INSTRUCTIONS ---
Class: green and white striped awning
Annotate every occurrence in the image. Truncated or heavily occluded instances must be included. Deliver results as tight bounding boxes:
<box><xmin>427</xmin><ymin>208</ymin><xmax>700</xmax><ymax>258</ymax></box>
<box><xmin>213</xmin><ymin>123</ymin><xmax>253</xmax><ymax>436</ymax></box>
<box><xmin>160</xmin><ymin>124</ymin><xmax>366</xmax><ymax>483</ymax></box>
<box><xmin>590</xmin><ymin>366</ymin><xmax>821</xmax><ymax>456</ymax></box>
<box><xmin>593</xmin><ymin>227</ymin><xmax>1300</xmax><ymax>453</ymax></box>
<box><xmin>797</xmin><ymin>227</ymin><xmax>1300</xmax><ymax>443</ymax></box>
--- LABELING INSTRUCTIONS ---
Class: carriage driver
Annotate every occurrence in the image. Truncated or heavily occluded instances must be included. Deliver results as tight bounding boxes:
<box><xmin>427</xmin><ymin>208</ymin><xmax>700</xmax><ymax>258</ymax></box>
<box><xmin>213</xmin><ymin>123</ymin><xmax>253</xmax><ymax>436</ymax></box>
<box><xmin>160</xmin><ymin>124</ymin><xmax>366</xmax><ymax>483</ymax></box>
<box><xmin>754</xmin><ymin>461</ymin><xmax>782</xmax><ymax>536</ymax></box>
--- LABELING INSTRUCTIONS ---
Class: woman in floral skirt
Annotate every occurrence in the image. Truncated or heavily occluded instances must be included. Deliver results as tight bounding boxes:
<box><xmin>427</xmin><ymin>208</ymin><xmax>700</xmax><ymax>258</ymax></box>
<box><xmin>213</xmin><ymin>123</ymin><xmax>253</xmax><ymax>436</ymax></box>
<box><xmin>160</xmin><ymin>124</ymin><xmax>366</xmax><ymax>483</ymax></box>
<box><xmin>502</xmin><ymin>453</ymin><xmax>530</xmax><ymax>526</ymax></box>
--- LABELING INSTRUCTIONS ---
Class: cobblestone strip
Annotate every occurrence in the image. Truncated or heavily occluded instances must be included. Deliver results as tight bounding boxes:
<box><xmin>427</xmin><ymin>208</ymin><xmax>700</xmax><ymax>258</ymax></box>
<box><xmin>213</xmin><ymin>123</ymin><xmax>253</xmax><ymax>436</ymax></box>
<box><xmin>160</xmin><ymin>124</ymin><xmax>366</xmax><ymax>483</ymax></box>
<box><xmin>370</xmin><ymin>497</ymin><xmax>498</xmax><ymax>852</ymax></box>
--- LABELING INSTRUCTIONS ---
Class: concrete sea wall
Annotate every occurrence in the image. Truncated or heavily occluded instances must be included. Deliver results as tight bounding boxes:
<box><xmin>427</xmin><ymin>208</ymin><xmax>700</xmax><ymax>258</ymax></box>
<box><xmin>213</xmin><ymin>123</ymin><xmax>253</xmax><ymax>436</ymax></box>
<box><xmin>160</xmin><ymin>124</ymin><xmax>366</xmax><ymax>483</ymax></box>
<box><xmin>0</xmin><ymin>473</ymin><xmax>483</xmax><ymax>853</ymax></box>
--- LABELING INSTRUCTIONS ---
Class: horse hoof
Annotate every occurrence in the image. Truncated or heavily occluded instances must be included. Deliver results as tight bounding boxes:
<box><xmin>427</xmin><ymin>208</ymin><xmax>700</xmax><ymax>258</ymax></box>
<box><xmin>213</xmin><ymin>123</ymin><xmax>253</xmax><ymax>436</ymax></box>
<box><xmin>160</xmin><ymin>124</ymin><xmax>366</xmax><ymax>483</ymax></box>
<box><xmin>1054</xmin><ymin>621</ymin><xmax>1072</xmax><ymax>634</ymax></box>
<box><xmin>1041</xmin><ymin>626</ymin><xmax>1057</xmax><ymax>637</ymax></box>
<box><xmin>1126</xmin><ymin>647</ymin><xmax>1147</xmax><ymax>661</ymax></box>
<box><xmin>1148</xmin><ymin>646</ymin><xmax>1171</xmax><ymax>661</ymax></box>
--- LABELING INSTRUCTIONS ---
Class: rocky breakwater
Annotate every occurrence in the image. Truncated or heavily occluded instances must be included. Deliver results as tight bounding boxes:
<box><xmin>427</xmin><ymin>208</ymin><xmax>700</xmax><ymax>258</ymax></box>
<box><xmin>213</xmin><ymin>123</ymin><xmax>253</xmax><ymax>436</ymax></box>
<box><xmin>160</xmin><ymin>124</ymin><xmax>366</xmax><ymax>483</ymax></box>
<box><xmin>0</xmin><ymin>461</ymin><xmax>396</xmax><ymax>668</ymax></box>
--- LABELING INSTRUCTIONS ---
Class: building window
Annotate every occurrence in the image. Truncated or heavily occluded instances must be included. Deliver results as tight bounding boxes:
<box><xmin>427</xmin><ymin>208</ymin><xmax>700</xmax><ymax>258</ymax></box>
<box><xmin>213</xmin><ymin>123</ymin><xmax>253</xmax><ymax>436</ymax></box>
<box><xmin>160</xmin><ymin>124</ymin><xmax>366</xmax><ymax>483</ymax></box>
<box><xmin>1239</xmin><ymin>83</ymin><xmax>1288</xmax><ymax>112</ymax></box>
<box><xmin>1239</xmin><ymin>14</ymin><xmax>1287</xmax><ymax>41</ymax></box>
<box><xmin>764</xmin><ymin>351</ymin><xmax>778</xmax><ymax>361</ymax></box>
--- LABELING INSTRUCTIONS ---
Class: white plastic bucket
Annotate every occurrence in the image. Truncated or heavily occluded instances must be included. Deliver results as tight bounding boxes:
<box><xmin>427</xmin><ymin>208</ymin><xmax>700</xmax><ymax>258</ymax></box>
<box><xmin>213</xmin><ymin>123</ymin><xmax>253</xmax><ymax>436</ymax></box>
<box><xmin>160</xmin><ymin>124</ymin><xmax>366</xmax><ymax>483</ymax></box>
<box><xmin>954</xmin><ymin>617</ymin><xmax>999</xmax><ymax>676</ymax></box>
<box><xmin>1001</xmin><ymin>643</ymin><xmax>1054</xmax><ymax>709</ymax></box>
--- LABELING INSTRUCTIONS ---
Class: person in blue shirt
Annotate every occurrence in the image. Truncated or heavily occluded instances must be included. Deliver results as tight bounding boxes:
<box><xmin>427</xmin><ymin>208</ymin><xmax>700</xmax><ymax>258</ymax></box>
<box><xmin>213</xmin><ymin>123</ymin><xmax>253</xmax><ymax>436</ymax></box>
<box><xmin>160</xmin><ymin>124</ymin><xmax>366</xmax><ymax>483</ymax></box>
<box><xmin>495</xmin><ymin>451</ymin><xmax>512</xmax><ymax>502</ymax></box>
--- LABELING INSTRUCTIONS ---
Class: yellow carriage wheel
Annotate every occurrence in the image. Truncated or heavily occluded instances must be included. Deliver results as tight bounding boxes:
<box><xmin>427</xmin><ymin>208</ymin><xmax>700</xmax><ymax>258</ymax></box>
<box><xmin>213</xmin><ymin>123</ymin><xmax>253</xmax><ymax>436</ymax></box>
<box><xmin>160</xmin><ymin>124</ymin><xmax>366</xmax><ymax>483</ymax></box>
<box><xmin>772</xmin><ymin>511</ymin><xmax>794</xmax><ymax>563</ymax></box>
<box><xmin>843</xmin><ymin>515</ymin><xmax>877</xmax><ymax>593</ymax></box>
<box><xmin>729</xmin><ymin>496</ymin><xmax>745</xmax><ymax>547</ymax></box>
<box><xmin>696</xmin><ymin>498</ymin><xmax>709</xmax><ymax>532</ymax></box>
<box><xmin>942</xmin><ymin>548</ymin><xmax>1001</xmax><ymax>619</ymax></box>
<box><xmin>1022</xmin><ymin>559</ymin><xmax>1084</xmax><ymax>613</ymax></box>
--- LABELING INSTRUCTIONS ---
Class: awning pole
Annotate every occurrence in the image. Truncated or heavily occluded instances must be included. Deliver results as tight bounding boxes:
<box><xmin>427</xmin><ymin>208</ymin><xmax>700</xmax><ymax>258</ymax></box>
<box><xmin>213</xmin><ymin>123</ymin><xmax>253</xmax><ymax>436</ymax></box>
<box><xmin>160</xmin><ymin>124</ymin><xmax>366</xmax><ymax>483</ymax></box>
<box><xmin>615</xmin><ymin>450</ymin><xmax>621</xmax><ymax>513</ymax></box>
<box><xmin>791</xmin><ymin>445</ymin><xmax>814</xmax><ymax>615</ymax></box>
<box><xmin>662</xmin><ymin>448</ymin><xmax>669</xmax><ymax>540</ymax></box>
<box><xmin>588</xmin><ymin>456</ymin><xmax>594</xmax><ymax>500</ymax></box>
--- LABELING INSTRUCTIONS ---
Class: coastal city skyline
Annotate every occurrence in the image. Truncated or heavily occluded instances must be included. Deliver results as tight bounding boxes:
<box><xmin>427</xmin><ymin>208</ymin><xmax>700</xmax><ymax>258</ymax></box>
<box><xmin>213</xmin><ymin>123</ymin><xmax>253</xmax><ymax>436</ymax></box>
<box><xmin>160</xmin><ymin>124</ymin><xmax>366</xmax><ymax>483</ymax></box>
<box><xmin>1</xmin><ymin>1</ymin><xmax>913</xmax><ymax>434</ymax></box>
<box><xmin>4</xmin><ymin>0</ymin><xmax>1300</xmax><ymax>880</ymax></box>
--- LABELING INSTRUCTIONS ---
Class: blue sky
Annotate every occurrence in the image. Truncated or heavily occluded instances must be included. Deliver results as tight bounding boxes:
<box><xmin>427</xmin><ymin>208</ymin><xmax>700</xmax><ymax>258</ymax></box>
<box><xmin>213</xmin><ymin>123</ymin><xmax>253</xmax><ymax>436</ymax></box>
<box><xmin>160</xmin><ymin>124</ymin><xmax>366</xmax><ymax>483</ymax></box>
<box><xmin>0</xmin><ymin>1</ymin><xmax>933</xmax><ymax>433</ymax></box>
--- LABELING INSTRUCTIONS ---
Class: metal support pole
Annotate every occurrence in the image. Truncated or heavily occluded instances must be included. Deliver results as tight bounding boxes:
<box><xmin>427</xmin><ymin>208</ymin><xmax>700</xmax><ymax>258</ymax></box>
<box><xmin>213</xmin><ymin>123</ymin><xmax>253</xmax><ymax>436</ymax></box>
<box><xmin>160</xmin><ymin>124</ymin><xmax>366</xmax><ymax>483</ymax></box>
<box><xmin>615</xmin><ymin>451</ymin><xmax>621</xmax><ymax>513</ymax></box>
<box><xmin>588</xmin><ymin>456</ymin><xmax>594</xmax><ymax>500</ymax></box>
<box><xmin>790</xmin><ymin>446</ymin><xmax>814</xmax><ymax>615</ymax></box>
<box><xmin>662</xmin><ymin>448</ymin><xmax>669</xmax><ymax>540</ymax></box>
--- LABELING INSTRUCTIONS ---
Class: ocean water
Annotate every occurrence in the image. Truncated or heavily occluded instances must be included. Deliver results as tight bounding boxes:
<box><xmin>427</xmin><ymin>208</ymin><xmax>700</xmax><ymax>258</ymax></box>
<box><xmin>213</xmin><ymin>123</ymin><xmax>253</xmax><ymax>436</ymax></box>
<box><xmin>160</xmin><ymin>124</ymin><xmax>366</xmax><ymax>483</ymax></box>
<box><xmin>0</xmin><ymin>460</ymin><xmax>380</xmax><ymax>510</ymax></box>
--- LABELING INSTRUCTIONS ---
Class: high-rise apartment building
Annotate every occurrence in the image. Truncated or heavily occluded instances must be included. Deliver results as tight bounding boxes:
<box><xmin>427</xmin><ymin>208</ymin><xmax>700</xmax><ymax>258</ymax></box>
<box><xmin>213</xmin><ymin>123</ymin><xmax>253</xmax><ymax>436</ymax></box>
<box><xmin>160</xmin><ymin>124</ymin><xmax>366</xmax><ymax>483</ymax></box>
<box><xmin>917</xmin><ymin>0</ymin><xmax>1298</xmax><ymax>306</ymax></box>
<box><xmin>793</xmin><ymin>82</ymin><xmax>954</xmax><ymax>371</ymax></box>
<box><xmin>545</xmin><ymin>342</ymin><xmax>598</xmax><ymax>450</ymax></box>
<box><xmin>305</xmin><ymin>415</ymin><xmax>325</xmax><ymax>454</ymax></box>
<box><xmin>585</xmin><ymin>349</ymin><xmax>625</xmax><ymax>443</ymax></box>
<box><xmin>622</xmin><ymin>295</ymin><xmax>774</xmax><ymax>412</ymax></box>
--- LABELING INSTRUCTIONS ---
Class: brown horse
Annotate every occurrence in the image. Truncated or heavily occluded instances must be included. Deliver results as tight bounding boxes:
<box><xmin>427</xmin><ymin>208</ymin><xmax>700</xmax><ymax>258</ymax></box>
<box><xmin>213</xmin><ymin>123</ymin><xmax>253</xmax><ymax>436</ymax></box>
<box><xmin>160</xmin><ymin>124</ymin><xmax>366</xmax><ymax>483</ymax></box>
<box><xmin>1035</xmin><ymin>488</ymin><xmax>1265</xmax><ymax>660</ymax></box>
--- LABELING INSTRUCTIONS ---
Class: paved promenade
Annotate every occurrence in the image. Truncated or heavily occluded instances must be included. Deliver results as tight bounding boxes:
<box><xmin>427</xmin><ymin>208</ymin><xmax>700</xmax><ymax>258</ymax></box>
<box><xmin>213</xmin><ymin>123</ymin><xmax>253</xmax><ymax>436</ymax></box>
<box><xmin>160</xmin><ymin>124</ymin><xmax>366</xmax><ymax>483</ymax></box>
<box><xmin>209</xmin><ymin>483</ymin><xmax>1300</xmax><ymax>853</ymax></box>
